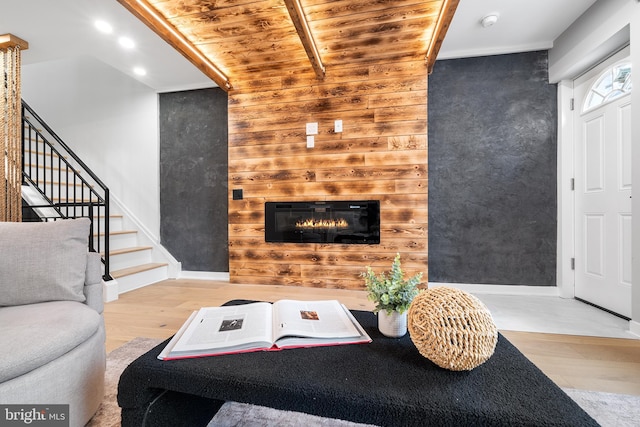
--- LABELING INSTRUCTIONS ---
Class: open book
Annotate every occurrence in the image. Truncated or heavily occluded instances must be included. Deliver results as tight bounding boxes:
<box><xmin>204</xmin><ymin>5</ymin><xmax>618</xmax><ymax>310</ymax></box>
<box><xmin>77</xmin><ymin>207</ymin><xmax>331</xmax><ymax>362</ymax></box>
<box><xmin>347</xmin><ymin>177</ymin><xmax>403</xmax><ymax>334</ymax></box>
<box><xmin>158</xmin><ymin>300</ymin><xmax>371</xmax><ymax>360</ymax></box>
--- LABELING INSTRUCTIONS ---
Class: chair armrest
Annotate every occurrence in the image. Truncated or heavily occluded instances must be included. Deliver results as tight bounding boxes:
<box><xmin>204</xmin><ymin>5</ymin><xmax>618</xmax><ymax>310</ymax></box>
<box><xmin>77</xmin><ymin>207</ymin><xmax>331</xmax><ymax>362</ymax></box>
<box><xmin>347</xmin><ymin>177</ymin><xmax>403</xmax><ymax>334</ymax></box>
<box><xmin>84</xmin><ymin>252</ymin><xmax>104</xmax><ymax>314</ymax></box>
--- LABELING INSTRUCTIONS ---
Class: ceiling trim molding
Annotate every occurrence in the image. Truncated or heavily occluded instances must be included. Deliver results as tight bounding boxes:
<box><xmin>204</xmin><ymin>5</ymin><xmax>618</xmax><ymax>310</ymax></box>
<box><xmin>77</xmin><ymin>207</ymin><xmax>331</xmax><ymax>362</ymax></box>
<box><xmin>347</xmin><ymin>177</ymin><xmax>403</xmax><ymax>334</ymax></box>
<box><xmin>437</xmin><ymin>43</ymin><xmax>555</xmax><ymax>61</ymax></box>
<box><xmin>116</xmin><ymin>0</ymin><xmax>232</xmax><ymax>91</ymax></box>
<box><xmin>284</xmin><ymin>0</ymin><xmax>325</xmax><ymax>80</ymax></box>
<box><xmin>426</xmin><ymin>0</ymin><xmax>460</xmax><ymax>74</ymax></box>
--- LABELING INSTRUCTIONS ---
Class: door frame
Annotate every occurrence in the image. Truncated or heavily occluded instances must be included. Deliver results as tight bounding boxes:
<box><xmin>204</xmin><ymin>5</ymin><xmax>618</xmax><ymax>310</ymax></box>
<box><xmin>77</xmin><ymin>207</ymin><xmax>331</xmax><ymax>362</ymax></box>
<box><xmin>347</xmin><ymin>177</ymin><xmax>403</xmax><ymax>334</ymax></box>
<box><xmin>556</xmin><ymin>45</ymin><xmax>631</xmax><ymax>300</ymax></box>
<box><xmin>557</xmin><ymin>80</ymin><xmax>576</xmax><ymax>299</ymax></box>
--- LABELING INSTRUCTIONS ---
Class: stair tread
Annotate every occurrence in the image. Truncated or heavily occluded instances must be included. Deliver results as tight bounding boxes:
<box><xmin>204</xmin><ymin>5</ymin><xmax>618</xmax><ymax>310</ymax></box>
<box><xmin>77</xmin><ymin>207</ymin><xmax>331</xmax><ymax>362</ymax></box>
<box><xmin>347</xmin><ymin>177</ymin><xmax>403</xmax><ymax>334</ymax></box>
<box><xmin>24</xmin><ymin>149</ymin><xmax>63</xmax><ymax>158</ymax></box>
<box><xmin>111</xmin><ymin>263</ymin><xmax>168</xmax><ymax>279</ymax></box>
<box><xmin>33</xmin><ymin>180</ymin><xmax>92</xmax><ymax>188</ymax></box>
<box><xmin>97</xmin><ymin>229</ymin><xmax>136</xmax><ymax>236</ymax></box>
<box><xmin>105</xmin><ymin>246</ymin><xmax>153</xmax><ymax>256</ymax></box>
<box><xmin>25</xmin><ymin>163</ymin><xmax>75</xmax><ymax>172</ymax></box>
<box><xmin>52</xmin><ymin>198</ymin><xmax>99</xmax><ymax>203</ymax></box>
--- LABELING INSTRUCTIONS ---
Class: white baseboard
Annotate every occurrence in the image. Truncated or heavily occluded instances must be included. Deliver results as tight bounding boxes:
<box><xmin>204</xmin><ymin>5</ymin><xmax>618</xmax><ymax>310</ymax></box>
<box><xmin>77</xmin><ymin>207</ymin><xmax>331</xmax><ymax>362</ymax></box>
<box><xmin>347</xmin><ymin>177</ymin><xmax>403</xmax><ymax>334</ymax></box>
<box><xmin>102</xmin><ymin>271</ymin><xmax>230</xmax><ymax>301</ymax></box>
<box><xmin>428</xmin><ymin>282</ymin><xmax>561</xmax><ymax>297</ymax></box>
<box><xmin>178</xmin><ymin>271</ymin><xmax>230</xmax><ymax>281</ymax></box>
<box><xmin>630</xmin><ymin>320</ymin><xmax>640</xmax><ymax>338</ymax></box>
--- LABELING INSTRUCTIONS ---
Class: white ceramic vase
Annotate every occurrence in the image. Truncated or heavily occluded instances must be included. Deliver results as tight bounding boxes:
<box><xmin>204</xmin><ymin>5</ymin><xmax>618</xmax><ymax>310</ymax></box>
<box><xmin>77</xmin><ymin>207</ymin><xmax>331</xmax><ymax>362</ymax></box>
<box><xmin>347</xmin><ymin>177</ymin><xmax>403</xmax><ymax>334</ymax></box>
<box><xmin>378</xmin><ymin>310</ymin><xmax>407</xmax><ymax>338</ymax></box>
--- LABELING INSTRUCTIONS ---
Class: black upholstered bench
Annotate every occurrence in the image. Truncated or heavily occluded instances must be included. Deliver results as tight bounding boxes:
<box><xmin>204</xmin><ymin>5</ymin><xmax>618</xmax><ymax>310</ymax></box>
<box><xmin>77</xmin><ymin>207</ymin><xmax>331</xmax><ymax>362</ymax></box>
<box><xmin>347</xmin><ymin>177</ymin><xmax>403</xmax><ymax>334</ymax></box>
<box><xmin>117</xmin><ymin>300</ymin><xmax>597</xmax><ymax>427</ymax></box>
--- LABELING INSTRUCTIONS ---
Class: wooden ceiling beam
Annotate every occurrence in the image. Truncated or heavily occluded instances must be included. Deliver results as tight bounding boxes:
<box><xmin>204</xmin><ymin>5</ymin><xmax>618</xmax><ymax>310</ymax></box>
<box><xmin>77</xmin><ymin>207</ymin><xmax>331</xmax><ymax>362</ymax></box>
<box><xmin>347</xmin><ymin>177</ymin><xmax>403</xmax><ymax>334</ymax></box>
<box><xmin>426</xmin><ymin>0</ymin><xmax>460</xmax><ymax>74</ymax></box>
<box><xmin>116</xmin><ymin>0</ymin><xmax>232</xmax><ymax>91</ymax></box>
<box><xmin>284</xmin><ymin>0</ymin><xmax>325</xmax><ymax>80</ymax></box>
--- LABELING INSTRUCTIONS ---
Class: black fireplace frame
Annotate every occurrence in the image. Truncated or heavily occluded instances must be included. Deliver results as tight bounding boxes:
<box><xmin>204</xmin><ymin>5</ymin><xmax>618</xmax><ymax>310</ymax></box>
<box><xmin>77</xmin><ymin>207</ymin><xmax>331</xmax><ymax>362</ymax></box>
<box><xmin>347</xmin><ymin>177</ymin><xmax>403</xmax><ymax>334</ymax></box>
<box><xmin>265</xmin><ymin>200</ymin><xmax>380</xmax><ymax>244</ymax></box>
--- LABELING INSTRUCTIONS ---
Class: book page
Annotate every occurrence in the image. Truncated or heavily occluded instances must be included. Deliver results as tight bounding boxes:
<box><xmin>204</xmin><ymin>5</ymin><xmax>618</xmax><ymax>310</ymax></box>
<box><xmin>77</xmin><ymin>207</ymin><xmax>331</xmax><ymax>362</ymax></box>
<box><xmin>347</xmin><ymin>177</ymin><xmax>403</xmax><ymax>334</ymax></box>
<box><xmin>272</xmin><ymin>300</ymin><xmax>361</xmax><ymax>341</ymax></box>
<box><xmin>274</xmin><ymin>304</ymin><xmax>371</xmax><ymax>349</ymax></box>
<box><xmin>171</xmin><ymin>302</ymin><xmax>273</xmax><ymax>354</ymax></box>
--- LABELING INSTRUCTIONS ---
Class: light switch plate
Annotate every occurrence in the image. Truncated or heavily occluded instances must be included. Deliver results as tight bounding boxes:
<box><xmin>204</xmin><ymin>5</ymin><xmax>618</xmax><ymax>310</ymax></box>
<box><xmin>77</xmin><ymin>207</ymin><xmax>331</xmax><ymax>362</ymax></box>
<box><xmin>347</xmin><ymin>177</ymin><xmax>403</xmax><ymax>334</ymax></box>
<box><xmin>335</xmin><ymin>120</ymin><xmax>343</xmax><ymax>133</ymax></box>
<box><xmin>306</xmin><ymin>135</ymin><xmax>315</xmax><ymax>148</ymax></box>
<box><xmin>306</xmin><ymin>122</ymin><xmax>318</xmax><ymax>135</ymax></box>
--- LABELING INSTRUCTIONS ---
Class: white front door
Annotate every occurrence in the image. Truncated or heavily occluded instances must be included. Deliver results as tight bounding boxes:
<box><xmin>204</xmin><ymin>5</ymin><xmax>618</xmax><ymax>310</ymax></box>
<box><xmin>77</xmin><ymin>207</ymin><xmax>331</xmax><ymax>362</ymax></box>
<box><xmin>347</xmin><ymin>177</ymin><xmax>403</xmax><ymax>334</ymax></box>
<box><xmin>573</xmin><ymin>51</ymin><xmax>632</xmax><ymax>318</ymax></box>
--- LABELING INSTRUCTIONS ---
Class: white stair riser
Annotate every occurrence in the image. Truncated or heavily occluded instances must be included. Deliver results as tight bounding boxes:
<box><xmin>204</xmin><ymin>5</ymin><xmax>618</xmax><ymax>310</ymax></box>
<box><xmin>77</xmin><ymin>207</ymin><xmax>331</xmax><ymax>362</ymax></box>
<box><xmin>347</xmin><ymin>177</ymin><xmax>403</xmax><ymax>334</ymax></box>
<box><xmin>23</xmin><ymin>147</ymin><xmax>83</xmax><ymax>169</ymax></box>
<box><xmin>23</xmin><ymin>152</ymin><xmax>66</xmax><ymax>166</ymax></box>
<box><xmin>24</xmin><ymin>165</ymin><xmax>73</xmax><ymax>184</ymax></box>
<box><xmin>109</xmin><ymin>249</ymin><xmax>153</xmax><ymax>272</ymax></box>
<box><xmin>105</xmin><ymin>216</ymin><xmax>123</xmax><ymax>232</ymax></box>
<box><xmin>24</xmin><ymin>215</ymin><xmax>119</xmax><ymax>234</ymax></box>
<box><xmin>58</xmin><ymin>206</ymin><xmax>103</xmax><ymax>218</ymax></box>
<box><xmin>91</xmin><ymin>216</ymin><xmax>123</xmax><ymax>233</ymax></box>
<box><xmin>24</xmin><ymin>166</ymin><xmax>102</xmax><ymax>192</ymax></box>
<box><xmin>99</xmin><ymin>232</ymin><xmax>138</xmax><ymax>251</ymax></box>
<box><xmin>23</xmin><ymin>185</ymin><xmax>106</xmax><ymax>219</ymax></box>
<box><xmin>117</xmin><ymin>265</ymin><xmax>169</xmax><ymax>294</ymax></box>
<box><xmin>52</xmin><ymin>186</ymin><xmax>96</xmax><ymax>199</ymax></box>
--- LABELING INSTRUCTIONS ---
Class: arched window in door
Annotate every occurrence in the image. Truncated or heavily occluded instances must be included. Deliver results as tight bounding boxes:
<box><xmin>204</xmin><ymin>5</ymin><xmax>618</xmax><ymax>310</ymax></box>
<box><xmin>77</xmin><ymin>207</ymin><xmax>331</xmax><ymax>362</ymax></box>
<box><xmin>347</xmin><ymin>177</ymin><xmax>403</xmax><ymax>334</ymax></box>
<box><xmin>583</xmin><ymin>62</ymin><xmax>632</xmax><ymax>113</ymax></box>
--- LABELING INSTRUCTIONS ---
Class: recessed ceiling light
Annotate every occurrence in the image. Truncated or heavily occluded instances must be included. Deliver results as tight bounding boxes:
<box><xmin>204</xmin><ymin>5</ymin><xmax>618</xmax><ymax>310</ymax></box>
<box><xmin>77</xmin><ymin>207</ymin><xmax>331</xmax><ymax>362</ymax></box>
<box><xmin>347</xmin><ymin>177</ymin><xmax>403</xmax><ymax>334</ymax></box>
<box><xmin>118</xmin><ymin>36</ymin><xmax>135</xmax><ymax>49</ymax></box>
<box><xmin>133</xmin><ymin>67</ymin><xmax>147</xmax><ymax>76</ymax></box>
<box><xmin>94</xmin><ymin>20</ymin><xmax>113</xmax><ymax>34</ymax></box>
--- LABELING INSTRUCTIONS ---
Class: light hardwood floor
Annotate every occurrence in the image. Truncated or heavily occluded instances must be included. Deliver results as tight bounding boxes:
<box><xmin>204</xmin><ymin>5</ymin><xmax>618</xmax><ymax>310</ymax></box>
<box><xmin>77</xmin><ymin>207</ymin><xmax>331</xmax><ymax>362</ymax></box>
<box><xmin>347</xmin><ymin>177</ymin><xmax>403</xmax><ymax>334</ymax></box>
<box><xmin>103</xmin><ymin>279</ymin><xmax>640</xmax><ymax>396</ymax></box>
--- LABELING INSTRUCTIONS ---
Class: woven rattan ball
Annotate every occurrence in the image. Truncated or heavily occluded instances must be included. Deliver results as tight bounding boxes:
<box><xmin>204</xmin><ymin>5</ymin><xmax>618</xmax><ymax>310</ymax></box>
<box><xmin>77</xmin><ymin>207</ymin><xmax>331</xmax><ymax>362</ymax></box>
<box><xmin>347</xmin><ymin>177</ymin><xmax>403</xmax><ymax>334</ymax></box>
<box><xmin>408</xmin><ymin>287</ymin><xmax>498</xmax><ymax>371</ymax></box>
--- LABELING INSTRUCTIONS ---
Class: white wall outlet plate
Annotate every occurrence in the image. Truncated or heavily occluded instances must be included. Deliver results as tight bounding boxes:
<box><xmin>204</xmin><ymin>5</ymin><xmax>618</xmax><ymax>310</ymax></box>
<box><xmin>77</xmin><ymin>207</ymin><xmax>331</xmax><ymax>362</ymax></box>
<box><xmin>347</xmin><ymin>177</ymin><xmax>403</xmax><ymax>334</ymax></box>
<box><xmin>306</xmin><ymin>135</ymin><xmax>315</xmax><ymax>148</ymax></box>
<box><xmin>335</xmin><ymin>120</ymin><xmax>343</xmax><ymax>133</ymax></box>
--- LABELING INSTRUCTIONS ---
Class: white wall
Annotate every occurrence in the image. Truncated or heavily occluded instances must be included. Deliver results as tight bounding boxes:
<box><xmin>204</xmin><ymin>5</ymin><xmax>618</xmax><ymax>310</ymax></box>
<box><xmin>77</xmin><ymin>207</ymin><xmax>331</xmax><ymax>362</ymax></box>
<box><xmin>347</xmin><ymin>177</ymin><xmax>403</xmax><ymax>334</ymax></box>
<box><xmin>21</xmin><ymin>55</ymin><xmax>161</xmax><ymax>238</ymax></box>
<box><xmin>549</xmin><ymin>0</ymin><xmax>639</xmax><ymax>330</ymax></box>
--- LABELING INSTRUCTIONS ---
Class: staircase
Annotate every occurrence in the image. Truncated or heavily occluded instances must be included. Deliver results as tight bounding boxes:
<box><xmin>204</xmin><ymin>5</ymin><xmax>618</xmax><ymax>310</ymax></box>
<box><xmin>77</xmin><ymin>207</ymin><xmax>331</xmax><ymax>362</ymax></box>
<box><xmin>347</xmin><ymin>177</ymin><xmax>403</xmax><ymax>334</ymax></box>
<box><xmin>97</xmin><ymin>200</ymin><xmax>171</xmax><ymax>296</ymax></box>
<box><xmin>21</xmin><ymin>100</ymin><xmax>172</xmax><ymax>299</ymax></box>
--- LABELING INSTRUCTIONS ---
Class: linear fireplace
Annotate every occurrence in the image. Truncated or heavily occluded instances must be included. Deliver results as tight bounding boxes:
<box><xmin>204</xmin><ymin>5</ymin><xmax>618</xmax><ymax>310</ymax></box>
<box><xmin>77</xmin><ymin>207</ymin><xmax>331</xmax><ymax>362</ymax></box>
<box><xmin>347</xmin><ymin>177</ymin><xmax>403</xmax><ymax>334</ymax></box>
<box><xmin>265</xmin><ymin>200</ymin><xmax>380</xmax><ymax>244</ymax></box>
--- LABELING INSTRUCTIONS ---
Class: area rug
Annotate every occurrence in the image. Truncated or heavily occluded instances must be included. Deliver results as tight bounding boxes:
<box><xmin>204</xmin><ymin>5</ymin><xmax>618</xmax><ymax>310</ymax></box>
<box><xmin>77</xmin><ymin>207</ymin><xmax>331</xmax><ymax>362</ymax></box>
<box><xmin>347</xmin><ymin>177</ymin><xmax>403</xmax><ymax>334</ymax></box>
<box><xmin>89</xmin><ymin>337</ymin><xmax>640</xmax><ymax>427</ymax></box>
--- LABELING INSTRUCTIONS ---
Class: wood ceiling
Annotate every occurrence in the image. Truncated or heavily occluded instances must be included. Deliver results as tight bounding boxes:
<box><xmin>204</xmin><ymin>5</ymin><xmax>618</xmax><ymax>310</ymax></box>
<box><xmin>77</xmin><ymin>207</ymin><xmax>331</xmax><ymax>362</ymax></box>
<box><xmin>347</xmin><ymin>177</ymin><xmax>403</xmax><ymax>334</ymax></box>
<box><xmin>117</xmin><ymin>0</ymin><xmax>459</xmax><ymax>92</ymax></box>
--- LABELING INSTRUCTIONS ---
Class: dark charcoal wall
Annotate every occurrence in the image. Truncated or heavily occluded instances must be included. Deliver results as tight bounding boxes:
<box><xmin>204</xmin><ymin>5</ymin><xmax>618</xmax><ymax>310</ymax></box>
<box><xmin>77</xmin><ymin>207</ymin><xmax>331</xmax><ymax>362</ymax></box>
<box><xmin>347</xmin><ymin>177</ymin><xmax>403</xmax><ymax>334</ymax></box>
<box><xmin>428</xmin><ymin>51</ymin><xmax>557</xmax><ymax>286</ymax></box>
<box><xmin>159</xmin><ymin>88</ymin><xmax>229</xmax><ymax>271</ymax></box>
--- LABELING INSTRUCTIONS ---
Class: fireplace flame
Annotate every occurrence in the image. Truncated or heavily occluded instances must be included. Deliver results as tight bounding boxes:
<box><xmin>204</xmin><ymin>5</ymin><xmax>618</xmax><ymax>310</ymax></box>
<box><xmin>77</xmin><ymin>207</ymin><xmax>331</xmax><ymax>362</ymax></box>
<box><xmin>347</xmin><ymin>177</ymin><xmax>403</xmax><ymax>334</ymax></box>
<box><xmin>295</xmin><ymin>218</ymin><xmax>349</xmax><ymax>229</ymax></box>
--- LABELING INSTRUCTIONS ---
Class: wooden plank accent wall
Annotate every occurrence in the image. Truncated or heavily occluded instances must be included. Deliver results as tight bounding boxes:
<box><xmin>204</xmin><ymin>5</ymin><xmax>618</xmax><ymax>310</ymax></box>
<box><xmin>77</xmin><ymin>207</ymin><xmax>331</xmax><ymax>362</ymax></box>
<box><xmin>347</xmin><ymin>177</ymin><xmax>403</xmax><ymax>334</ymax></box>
<box><xmin>228</xmin><ymin>60</ymin><xmax>428</xmax><ymax>289</ymax></box>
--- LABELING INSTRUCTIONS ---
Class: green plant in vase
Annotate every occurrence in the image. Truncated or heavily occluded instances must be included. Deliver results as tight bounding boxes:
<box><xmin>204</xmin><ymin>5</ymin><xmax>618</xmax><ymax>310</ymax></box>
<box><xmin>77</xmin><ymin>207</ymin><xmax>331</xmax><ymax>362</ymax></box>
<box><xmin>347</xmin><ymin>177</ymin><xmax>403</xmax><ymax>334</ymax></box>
<box><xmin>361</xmin><ymin>253</ymin><xmax>423</xmax><ymax>337</ymax></box>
